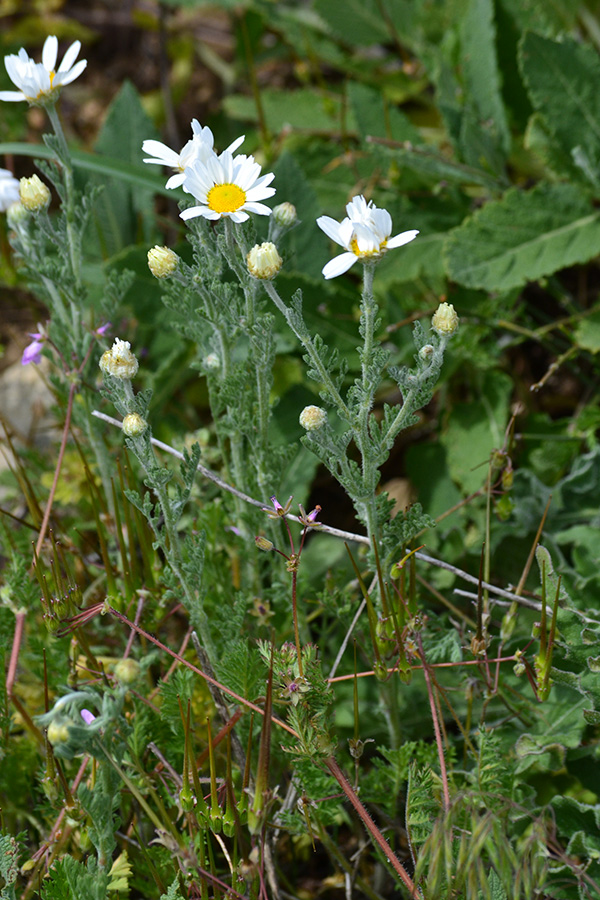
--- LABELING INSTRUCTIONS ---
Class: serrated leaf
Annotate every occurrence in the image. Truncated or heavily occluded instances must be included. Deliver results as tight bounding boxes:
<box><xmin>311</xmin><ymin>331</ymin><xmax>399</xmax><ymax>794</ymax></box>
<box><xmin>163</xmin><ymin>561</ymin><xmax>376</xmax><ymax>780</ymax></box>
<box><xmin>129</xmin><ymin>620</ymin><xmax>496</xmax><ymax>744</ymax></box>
<box><xmin>520</xmin><ymin>32</ymin><xmax>600</xmax><ymax>185</ymax></box>
<box><xmin>460</xmin><ymin>0</ymin><xmax>510</xmax><ymax>160</ymax></box>
<box><xmin>271</xmin><ymin>152</ymin><xmax>329</xmax><ymax>279</ymax></box>
<box><xmin>91</xmin><ymin>80</ymin><xmax>160</xmax><ymax>254</ymax></box>
<box><xmin>445</xmin><ymin>182</ymin><xmax>600</xmax><ymax>292</ymax></box>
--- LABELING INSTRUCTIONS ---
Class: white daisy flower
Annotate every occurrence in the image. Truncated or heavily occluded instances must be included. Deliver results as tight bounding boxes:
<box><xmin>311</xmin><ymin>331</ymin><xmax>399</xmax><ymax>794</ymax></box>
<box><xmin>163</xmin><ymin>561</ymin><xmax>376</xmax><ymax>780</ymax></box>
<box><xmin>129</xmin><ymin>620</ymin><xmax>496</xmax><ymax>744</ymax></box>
<box><xmin>317</xmin><ymin>195</ymin><xmax>419</xmax><ymax>279</ymax></box>
<box><xmin>142</xmin><ymin>120</ymin><xmax>245</xmax><ymax>190</ymax></box>
<box><xmin>180</xmin><ymin>150</ymin><xmax>275</xmax><ymax>224</ymax></box>
<box><xmin>0</xmin><ymin>35</ymin><xmax>87</xmax><ymax>104</ymax></box>
<box><xmin>0</xmin><ymin>168</ymin><xmax>20</xmax><ymax>212</ymax></box>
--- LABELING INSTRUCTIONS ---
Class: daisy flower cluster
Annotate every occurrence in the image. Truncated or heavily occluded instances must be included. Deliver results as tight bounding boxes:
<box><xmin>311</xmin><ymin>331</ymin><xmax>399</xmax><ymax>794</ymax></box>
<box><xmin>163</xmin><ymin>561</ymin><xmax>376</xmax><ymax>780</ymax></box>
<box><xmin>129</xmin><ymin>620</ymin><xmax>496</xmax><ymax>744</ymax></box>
<box><xmin>142</xmin><ymin>123</ymin><xmax>276</xmax><ymax>224</ymax></box>
<box><xmin>0</xmin><ymin>35</ymin><xmax>86</xmax><ymax>105</ymax></box>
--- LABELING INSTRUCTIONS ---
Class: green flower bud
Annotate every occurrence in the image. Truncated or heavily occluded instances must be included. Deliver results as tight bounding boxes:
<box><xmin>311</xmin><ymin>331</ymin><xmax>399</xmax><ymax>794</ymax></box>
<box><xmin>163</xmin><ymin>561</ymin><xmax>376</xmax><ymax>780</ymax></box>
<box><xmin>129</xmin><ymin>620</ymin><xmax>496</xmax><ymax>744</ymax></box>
<box><xmin>114</xmin><ymin>658</ymin><xmax>140</xmax><ymax>685</ymax></box>
<box><xmin>122</xmin><ymin>413</ymin><xmax>147</xmax><ymax>438</ymax></box>
<box><xmin>147</xmin><ymin>245</ymin><xmax>178</xmax><ymax>278</ymax></box>
<box><xmin>246</xmin><ymin>242</ymin><xmax>283</xmax><ymax>280</ymax></box>
<box><xmin>99</xmin><ymin>338</ymin><xmax>139</xmax><ymax>380</ymax></box>
<box><xmin>299</xmin><ymin>405</ymin><xmax>327</xmax><ymax>431</ymax></box>
<box><xmin>19</xmin><ymin>174</ymin><xmax>51</xmax><ymax>211</ymax></box>
<box><xmin>432</xmin><ymin>301</ymin><xmax>459</xmax><ymax>336</ymax></box>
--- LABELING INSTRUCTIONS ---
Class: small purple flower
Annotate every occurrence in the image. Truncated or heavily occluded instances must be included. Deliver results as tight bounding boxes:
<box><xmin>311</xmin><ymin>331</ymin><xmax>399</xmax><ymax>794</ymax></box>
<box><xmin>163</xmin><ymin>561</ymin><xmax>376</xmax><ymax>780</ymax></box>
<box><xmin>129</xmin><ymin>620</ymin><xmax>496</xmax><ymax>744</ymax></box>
<box><xmin>80</xmin><ymin>709</ymin><xmax>96</xmax><ymax>725</ymax></box>
<box><xmin>21</xmin><ymin>332</ymin><xmax>44</xmax><ymax>365</ymax></box>
<box><xmin>94</xmin><ymin>321</ymin><xmax>111</xmax><ymax>337</ymax></box>
<box><xmin>262</xmin><ymin>495</ymin><xmax>293</xmax><ymax>519</ymax></box>
<box><xmin>298</xmin><ymin>504</ymin><xmax>322</xmax><ymax>528</ymax></box>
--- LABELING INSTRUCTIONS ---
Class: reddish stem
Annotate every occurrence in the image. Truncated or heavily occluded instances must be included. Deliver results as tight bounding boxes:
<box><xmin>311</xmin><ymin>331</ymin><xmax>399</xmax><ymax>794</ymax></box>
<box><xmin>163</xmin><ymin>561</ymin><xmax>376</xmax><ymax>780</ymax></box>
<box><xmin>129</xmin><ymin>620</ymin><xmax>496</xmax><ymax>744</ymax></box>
<box><xmin>325</xmin><ymin>756</ymin><xmax>418</xmax><ymax>896</ymax></box>
<box><xmin>416</xmin><ymin>634</ymin><xmax>450</xmax><ymax>812</ymax></box>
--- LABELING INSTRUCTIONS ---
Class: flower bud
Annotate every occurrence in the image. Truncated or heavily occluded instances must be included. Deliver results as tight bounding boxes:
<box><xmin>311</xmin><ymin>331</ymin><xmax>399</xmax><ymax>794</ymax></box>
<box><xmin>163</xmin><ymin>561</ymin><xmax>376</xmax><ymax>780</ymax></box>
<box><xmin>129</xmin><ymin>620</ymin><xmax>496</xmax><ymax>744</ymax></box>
<box><xmin>7</xmin><ymin>202</ymin><xmax>28</xmax><ymax>227</ymax></box>
<box><xmin>204</xmin><ymin>353</ymin><xmax>220</xmax><ymax>370</ymax></box>
<box><xmin>432</xmin><ymin>301</ymin><xmax>459</xmax><ymax>336</ymax></box>
<box><xmin>122</xmin><ymin>413</ymin><xmax>147</xmax><ymax>438</ymax></box>
<box><xmin>99</xmin><ymin>338</ymin><xmax>139</xmax><ymax>379</ymax></box>
<box><xmin>273</xmin><ymin>202</ymin><xmax>297</xmax><ymax>228</ymax></box>
<box><xmin>47</xmin><ymin>721</ymin><xmax>71</xmax><ymax>746</ymax></box>
<box><xmin>255</xmin><ymin>536</ymin><xmax>274</xmax><ymax>552</ymax></box>
<box><xmin>147</xmin><ymin>245</ymin><xmax>178</xmax><ymax>278</ymax></box>
<box><xmin>246</xmin><ymin>242</ymin><xmax>283</xmax><ymax>280</ymax></box>
<box><xmin>19</xmin><ymin>174</ymin><xmax>51</xmax><ymax>212</ymax></box>
<box><xmin>419</xmin><ymin>344</ymin><xmax>434</xmax><ymax>360</ymax></box>
<box><xmin>114</xmin><ymin>658</ymin><xmax>140</xmax><ymax>685</ymax></box>
<box><xmin>299</xmin><ymin>405</ymin><xmax>327</xmax><ymax>431</ymax></box>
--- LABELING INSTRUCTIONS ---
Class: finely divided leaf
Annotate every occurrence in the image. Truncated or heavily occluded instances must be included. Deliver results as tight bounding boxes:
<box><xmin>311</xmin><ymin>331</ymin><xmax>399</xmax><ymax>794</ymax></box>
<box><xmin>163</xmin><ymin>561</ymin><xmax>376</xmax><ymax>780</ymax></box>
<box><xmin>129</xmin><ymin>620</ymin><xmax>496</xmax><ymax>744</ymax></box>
<box><xmin>445</xmin><ymin>182</ymin><xmax>600</xmax><ymax>292</ymax></box>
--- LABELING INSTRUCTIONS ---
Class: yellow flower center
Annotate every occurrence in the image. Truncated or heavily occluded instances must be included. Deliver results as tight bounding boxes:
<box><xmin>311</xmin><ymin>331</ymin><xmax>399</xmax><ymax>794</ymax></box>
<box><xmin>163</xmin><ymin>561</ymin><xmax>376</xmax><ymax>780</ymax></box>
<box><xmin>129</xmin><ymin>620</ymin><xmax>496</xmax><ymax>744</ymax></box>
<box><xmin>350</xmin><ymin>236</ymin><xmax>387</xmax><ymax>259</ymax></box>
<box><xmin>207</xmin><ymin>182</ymin><xmax>246</xmax><ymax>214</ymax></box>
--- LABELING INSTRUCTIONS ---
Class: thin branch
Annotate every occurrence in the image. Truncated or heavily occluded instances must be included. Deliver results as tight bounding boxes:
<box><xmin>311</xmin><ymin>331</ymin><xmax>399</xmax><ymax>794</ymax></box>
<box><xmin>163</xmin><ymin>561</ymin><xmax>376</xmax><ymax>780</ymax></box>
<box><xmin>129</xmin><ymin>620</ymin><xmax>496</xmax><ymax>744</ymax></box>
<box><xmin>92</xmin><ymin>409</ymin><xmax>541</xmax><ymax>610</ymax></box>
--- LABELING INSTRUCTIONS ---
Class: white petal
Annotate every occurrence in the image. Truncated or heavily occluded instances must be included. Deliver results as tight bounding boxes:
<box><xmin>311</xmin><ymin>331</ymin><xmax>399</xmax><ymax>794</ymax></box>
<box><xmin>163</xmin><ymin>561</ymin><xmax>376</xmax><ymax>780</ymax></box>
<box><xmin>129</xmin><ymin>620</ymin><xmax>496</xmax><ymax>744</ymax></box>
<box><xmin>243</xmin><ymin>201</ymin><xmax>272</xmax><ymax>216</ymax></box>
<box><xmin>369</xmin><ymin>207</ymin><xmax>392</xmax><ymax>239</ymax></box>
<box><xmin>316</xmin><ymin>215</ymin><xmax>345</xmax><ymax>246</ymax></box>
<box><xmin>58</xmin><ymin>41</ymin><xmax>81</xmax><ymax>73</ymax></box>
<box><xmin>386</xmin><ymin>229</ymin><xmax>419</xmax><ymax>249</ymax></box>
<box><xmin>165</xmin><ymin>173</ymin><xmax>185</xmax><ymax>189</ymax></box>
<box><xmin>141</xmin><ymin>140</ymin><xmax>179</xmax><ymax>166</ymax></box>
<box><xmin>346</xmin><ymin>195</ymin><xmax>370</xmax><ymax>220</ymax></box>
<box><xmin>322</xmin><ymin>253</ymin><xmax>357</xmax><ymax>279</ymax></box>
<box><xmin>225</xmin><ymin>134</ymin><xmax>245</xmax><ymax>155</ymax></box>
<box><xmin>180</xmin><ymin>206</ymin><xmax>205</xmax><ymax>221</ymax></box>
<box><xmin>42</xmin><ymin>36</ymin><xmax>58</xmax><ymax>71</ymax></box>
<box><xmin>353</xmin><ymin>221</ymin><xmax>380</xmax><ymax>252</ymax></box>
<box><xmin>0</xmin><ymin>90</ymin><xmax>26</xmax><ymax>101</ymax></box>
<box><xmin>57</xmin><ymin>59</ymin><xmax>86</xmax><ymax>85</ymax></box>
<box><xmin>229</xmin><ymin>210</ymin><xmax>250</xmax><ymax>223</ymax></box>
<box><xmin>246</xmin><ymin>184</ymin><xmax>276</xmax><ymax>202</ymax></box>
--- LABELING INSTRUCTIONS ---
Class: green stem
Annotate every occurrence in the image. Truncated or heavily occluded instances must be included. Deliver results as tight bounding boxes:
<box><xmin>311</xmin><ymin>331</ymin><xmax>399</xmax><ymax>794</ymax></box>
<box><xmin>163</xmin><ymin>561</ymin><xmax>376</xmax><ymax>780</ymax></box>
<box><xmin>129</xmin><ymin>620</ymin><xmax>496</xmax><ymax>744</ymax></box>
<box><xmin>46</xmin><ymin>105</ymin><xmax>81</xmax><ymax>290</ymax></box>
<box><xmin>263</xmin><ymin>280</ymin><xmax>351</xmax><ymax>419</ymax></box>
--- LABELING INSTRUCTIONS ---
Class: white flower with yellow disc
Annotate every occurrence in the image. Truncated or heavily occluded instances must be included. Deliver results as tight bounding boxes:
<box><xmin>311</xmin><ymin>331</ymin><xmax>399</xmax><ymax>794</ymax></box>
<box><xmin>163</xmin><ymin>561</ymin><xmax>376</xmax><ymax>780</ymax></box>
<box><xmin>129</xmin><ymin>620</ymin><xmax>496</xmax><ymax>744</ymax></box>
<box><xmin>317</xmin><ymin>195</ymin><xmax>418</xmax><ymax>280</ymax></box>
<box><xmin>181</xmin><ymin>151</ymin><xmax>275</xmax><ymax>224</ymax></box>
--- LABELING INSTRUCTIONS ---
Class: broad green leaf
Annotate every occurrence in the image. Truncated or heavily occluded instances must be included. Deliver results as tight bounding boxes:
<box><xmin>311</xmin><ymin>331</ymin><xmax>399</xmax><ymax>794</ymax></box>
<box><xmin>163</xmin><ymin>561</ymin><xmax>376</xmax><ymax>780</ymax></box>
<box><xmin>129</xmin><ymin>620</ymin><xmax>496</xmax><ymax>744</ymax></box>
<box><xmin>0</xmin><ymin>142</ymin><xmax>174</xmax><ymax>198</ymax></box>
<box><xmin>520</xmin><ymin>32</ymin><xmax>600</xmax><ymax>185</ymax></box>
<box><xmin>375</xmin><ymin>141</ymin><xmax>505</xmax><ymax>191</ymax></box>
<box><xmin>499</xmin><ymin>0</ymin><xmax>577</xmax><ymax>34</ymax></box>
<box><xmin>313</xmin><ymin>0</ymin><xmax>389</xmax><ymax>45</ymax></box>
<box><xmin>574</xmin><ymin>310</ymin><xmax>600</xmax><ymax>353</ymax></box>
<box><xmin>460</xmin><ymin>0</ymin><xmax>510</xmax><ymax>158</ymax></box>
<box><xmin>271</xmin><ymin>151</ymin><xmax>329</xmax><ymax>279</ymax></box>
<box><xmin>91</xmin><ymin>80</ymin><xmax>160</xmax><ymax>254</ymax></box>
<box><xmin>224</xmin><ymin>88</ymin><xmax>357</xmax><ymax>135</ymax></box>
<box><xmin>445</xmin><ymin>182</ymin><xmax>600</xmax><ymax>292</ymax></box>
<box><xmin>348</xmin><ymin>81</ymin><xmax>420</xmax><ymax>144</ymax></box>
<box><xmin>441</xmin><ymin>371</ymin><xmax>512</xmax><ymax>494</ymax></box>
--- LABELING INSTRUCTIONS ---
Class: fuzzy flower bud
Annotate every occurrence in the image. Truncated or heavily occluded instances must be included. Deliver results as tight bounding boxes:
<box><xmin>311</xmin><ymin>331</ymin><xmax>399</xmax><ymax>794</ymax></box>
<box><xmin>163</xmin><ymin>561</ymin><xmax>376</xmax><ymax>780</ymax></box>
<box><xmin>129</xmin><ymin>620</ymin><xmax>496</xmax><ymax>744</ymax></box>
<box><xmin>47</xmin><ymin>721</ymin><xmax>71</xmax><ymax>746</ymax></box>
<box><xmin>19</xmin><ymin>174</ymin><xmax>51</xmax><ymax>211</ymax></box>
<box><xmin>147</xmin><ymin>245</ymin><xmax>178</xmax><ymax>278</ymax></box>
<box><xmin>114</xmin><ymin>658</ymin><xmax>140</xmax><ymax>685</ymax></box>
<box><xmin>122</xmin><ymin>413</ymin><xmax>147</xmax><ymax>438</ymax></box>
<box><xmin>272</xmin><ymin>202</ymin><xmax>297</xmax><ymax>228</ymax></box>
<box><xmin>419</xmin><ymin>344</ymin><xmax>434</xmax><ymax>361</ymax></box>
<box><xmin>299</xmin><ymin>405</ymin><xmax>327</xmax><ymax>431</ymax></box>
<box><xmin>99</xmin><ymin>338</ymin><xmax>139</xmax><ymax>380</ymax></box>
<box><xmin>246</xmin><ymin>242</ymin><xmax>283</xmax><ymax>280</ymax></box>
<box><xmin>6</xmin><ymin>201</ymin><xmax>28</xmax><ymax>227</ymax></box>
<box><xmin>432</xmin><ymin>302</ymin><xmax>459</xmax><ymax>336</ymax></box>
<box><xmin>204</xmin><ymin>353</ymin><xmax>220</xmax><ymax>370</ymax></box>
